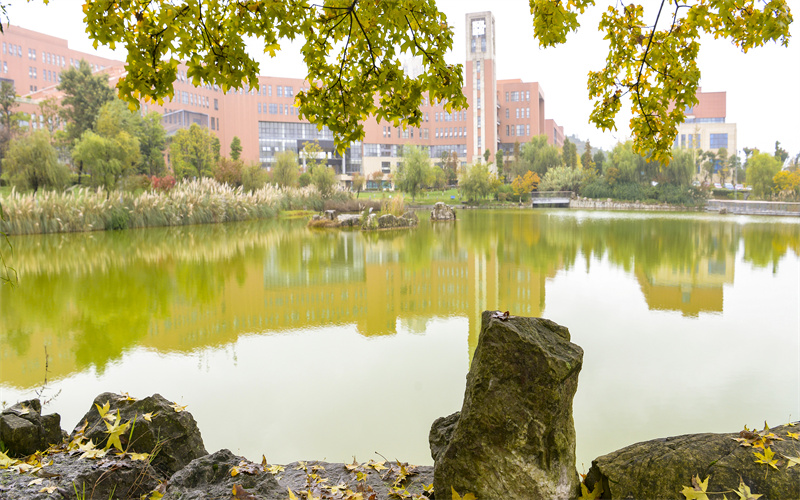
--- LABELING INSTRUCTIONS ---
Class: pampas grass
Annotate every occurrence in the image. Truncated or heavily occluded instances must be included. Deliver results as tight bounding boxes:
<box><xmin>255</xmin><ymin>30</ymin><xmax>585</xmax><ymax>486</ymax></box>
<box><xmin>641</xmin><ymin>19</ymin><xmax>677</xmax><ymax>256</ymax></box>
<box><xmin>0</xmin><ymin>178</ymin><xmax>342</xmax><ymax>235</ymax></box>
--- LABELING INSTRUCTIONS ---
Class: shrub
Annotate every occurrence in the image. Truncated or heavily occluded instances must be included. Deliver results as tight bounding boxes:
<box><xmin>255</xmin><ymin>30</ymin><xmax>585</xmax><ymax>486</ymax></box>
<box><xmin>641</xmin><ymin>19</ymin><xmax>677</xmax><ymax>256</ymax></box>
<box><xmin>151</xmin><ymin>175</ymin><xmax>177</xmax><ymax>192</ymax></box>
<box><xmin>382</xmin><ymin>194</ymin><xmax>406</xmax><ymax>216</ymax></box>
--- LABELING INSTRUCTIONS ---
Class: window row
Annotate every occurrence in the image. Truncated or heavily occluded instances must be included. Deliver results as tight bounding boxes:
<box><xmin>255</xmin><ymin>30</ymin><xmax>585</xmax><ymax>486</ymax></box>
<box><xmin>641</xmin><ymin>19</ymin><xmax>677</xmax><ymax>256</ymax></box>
<box><xmin>506</xmin><ymin>124</ymin><xmax>530</xmax><ymax>137</ymax></box>
<box><xmin>435</xmin><ymin>110</ymin><xmax>466</xmax><ymax>122</ymax></box>
<box><xmin>42</xmin><ymin>51</ymin><xmax>66</xmax><ymax>67</ymax></box>
<box><xmin>257</xmin><ymin>102</ymin><xmax>298</xmax><ymax>116</ymax></box>
<box><xmin>3</xmin><ymin>43</ymin><xmax>22</xmax><ymax>58</ymax></box>
<box><xmin>364</xmin><ymin>144</ymin><xmax>466</xmax><ymax>159</ymax></box>
<box><xmin>258</xmin><ymin>121</ymin><xmax>333</xmax><ymax>140</ymax></box>
<box><xmin>436</xmin><ymin>127</ymin><xmax>466</xmax><ymax>139</ymax></box>
<box><xmin>505</xmin><ymin>107</ymin><xmax>531</xmax><ymax>119</ymax></box>
<box><xmin>505</xmin><ymin>90</ymin><xmax>531</xmax><ymax>102</ymax></box>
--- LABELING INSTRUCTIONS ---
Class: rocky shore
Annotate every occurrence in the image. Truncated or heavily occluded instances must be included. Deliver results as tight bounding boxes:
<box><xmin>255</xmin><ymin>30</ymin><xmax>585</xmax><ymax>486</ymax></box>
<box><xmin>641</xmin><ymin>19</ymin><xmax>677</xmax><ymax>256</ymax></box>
<box><xmin>2</xmin><ymin>312</ymin><xmax>798</xmax><ymax>499</ymax></box>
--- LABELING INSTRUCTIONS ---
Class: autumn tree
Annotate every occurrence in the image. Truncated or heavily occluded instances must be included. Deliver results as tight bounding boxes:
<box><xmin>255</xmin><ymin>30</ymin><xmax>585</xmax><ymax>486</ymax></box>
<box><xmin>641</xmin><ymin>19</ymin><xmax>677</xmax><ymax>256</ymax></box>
<box><xmin>773</xmin><ymin>169</ymin><xmax>800</xmax><ymax>201</ymax></box>
<box><xmin>213</xmin><ymin>157</ymin><xmax>244</xmax><ymax>186</ymax></box>
<box><xmin>72</xmin><ymin>130</ymin><xmax>141</xmax><ymax>191</ymax></box>
<box><xmin>511</xmin><ymin>171</ymin><xmax>540</xmax><ymax>201</ymax></box>
<box><xmin>351</xmin><ymin>172</ymin><xmax>365</xmax><ymax>195</ymax></box>
<box><xmin>83</xmin><ymin>1</ymin><xmax>466</xmax><ymax>152</ymax></box>
<box><xmin>531</xmin><ymin>0</ymin><xmax>792</xmax><ymax>164</ymax></box>
<box><xmin>1</xmin><ymin>131</ymin><xmax>70</xmax><ymax>192</ymax></box>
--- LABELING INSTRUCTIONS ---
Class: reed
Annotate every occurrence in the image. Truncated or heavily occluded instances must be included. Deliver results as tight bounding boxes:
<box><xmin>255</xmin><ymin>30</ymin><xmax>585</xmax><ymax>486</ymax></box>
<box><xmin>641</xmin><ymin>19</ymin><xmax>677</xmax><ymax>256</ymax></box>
<box><xmin>0</xmin><ymin>178</ymin><xmax>339</xmax><ymax>235</ymax></box>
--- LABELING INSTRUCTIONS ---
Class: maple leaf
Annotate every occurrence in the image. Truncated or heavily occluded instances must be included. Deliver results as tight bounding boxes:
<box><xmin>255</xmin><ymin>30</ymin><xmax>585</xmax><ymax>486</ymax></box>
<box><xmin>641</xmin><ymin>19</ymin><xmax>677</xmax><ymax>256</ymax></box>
<box><xmin>130</xmin><ymin>452</ymin><xmax>150</xmax><ymax>461</ymax></box>
<box><xmin>345</xmin><ymin>458</ymin><xmax>361</xmax><ymax>472</ymax></box>
<box><xmin>733</xmin><ymin>479</ymin><xmax>763</xmax><ymax>499</ymax></box>
<box><xmin>28</xmin><ymin>478</ymin><xmax>44</xmax><ymax>486</ymax></box>
<box><xmin>0</xmin><ymin>450</ymin><xmax>17</xmax><ymax>468</ymax></box>
<box><xmin>783</xmin><ymin>455</ymin><xmax>800</xmax><ymax>468</ymax></box>
<box><xmin>368</xmin><ymin>460</ymin><xmax>388</xmax><ymax>471</ymax></box>
<box><xmin>39</xmin><ymin>486</ymin><xmax>58</xmax><ymax>494</ymax></box>
<box><xmin>95</xmin><ymin>401</ymin><xmax>111</xmax><ymax>420</ymax></box>
<box><xmin>579</xmin><ymin>481</ymin><xmax>603</xmax><ymax>500</ymax></box>
<box><xmin>754</xmin><ymin>448</ymin><xmax>779</xmax><ymax>470</ymax></box>
<box><xmin>681</xmin><ymin>475</ymin><xmax>710</xmax><ymax>500</ymax></box>
<box><xmin>142</xmin><ymin>412</ymin><xmax>156</xmax><ymax>422</ymax></box>
<box><xmin>103</xmin><ymin>411</ymin><xmax>130</xmax><ymax>451</ymax></box>
<box><xmin>80</xmin><ymin>448</ymin><xmax>108</xmax><ymax>459</ymax></box>
<box><xmin>451</xmin><ymin>487</ymin><xmax>476</xmax><ymax>500</ymax></box>
<box><xmin>266</xmin><ymin>464</ymin><xmax>284</xmax><ymax>474</ymax></box>
<box><xmin>169</xmin><ymin>402</ymin><xmax>187</xmax><ymax>413</ymax></box>
<box><xmin>356</xmin><ymin>471</ymin><xmax>369</xmax><ymax>482</ymax></box>
<box><xmin>119</xmin><ymin>391</ymin><xmax>137</xmax><ymax>401</ymax></box>
<box><xmin>287</xmin><ymin>488</ymin><xmax>299</xmax><ymax>500</ymax></box>
<box><xmin>230</xmin><ymin>466</ymin><xmax>240</xmax><ymax>477</ymax></box>
<box><xmin>231</xmin><ymin>484</ymin><xmax>257</xmax><ymax>499</ymax></box>
<box><xmin>786</xmin><ymin>431</ymin><xmax>799</xmax><ymax>440</ymax></box>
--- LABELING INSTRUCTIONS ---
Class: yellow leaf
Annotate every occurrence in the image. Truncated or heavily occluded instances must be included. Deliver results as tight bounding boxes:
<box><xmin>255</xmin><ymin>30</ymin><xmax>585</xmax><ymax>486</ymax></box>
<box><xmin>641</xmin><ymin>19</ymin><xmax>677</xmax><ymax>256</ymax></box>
<box><xmin>579</xmin><ymin>481</ymin><xmax>603</xmax><ymax>500</ymax></box>
<box><xmin>0</xmin><ymin>450</ymin><xmax>16</xmax><ymax>468</ymax></box>
<box><xmin>169</xmin><ymin>402</ymin><xmax>187</xmax><ymax>413</ymax></box>
<box><xmin>784</xmin><ymin>455</ymin><xmax>800</xmax><ymax>468</ymax></box>
<box><xmin>754</xmin><ymin>448</ymin><xmax>779</xmax><ymax>469</ymax></box>
<box><xmin>142</xmin><ymin>412</ymin><xmax>155</xmax><ymax>422</ymax></box>
<box><xmin>130</xmin><ymin>452</ymin><xmax>150</xmax><ymax>461</ymax></box>
<box><xmin>787</xmin><ymin>432</ymin><xmax>799</xmax><ymax>440</ymax></box>
<box><xmin>287</xmin><ymin>487</ymin><xmax>298</xmax><ymax>500</ymax></box>
<box><xmin>681</xmin><ymin>475</ymin><xmax>711</xmax><ymax>500</ymax></box>
<box><xmin>119</xmin><ymin>391</ymin><xmax>137</xmax><ymax>401</ymax></box>
<box><xmin>734</xmin><ymin>479</ymin><xmax>763</xmax><ymax>499</ymax></box>
<box><xmin>103</xmin><ymin>411</ymin><xmax>130</xmax><ymax>452</ymax></box>
<box><xmin>230</xmin><ymin>466</ymin><xmax>240</xmax><ymax>477</ymax></box>
<box><xmin>39</xmin><ymin>486</ymin><xmax>58</xmax><ymax>493</ymax></box>
<box><xmin>345</xmin><ymin>457</ymin><xmax>360</xmax><ymax>471</ymax></box>
<box><xmin>368</xmin><ymin>459</ymin><xmax>388</xmax><ymax>471</ymax></box>
<box><xmin>95</xmin><ymin>401</ymin><xmax>111</xmax><ymax>419</ymax></box>
<box><xmin>28</xmin><ymin>478</ymin><xmax>44</xmax><ymax>486</ymax></box>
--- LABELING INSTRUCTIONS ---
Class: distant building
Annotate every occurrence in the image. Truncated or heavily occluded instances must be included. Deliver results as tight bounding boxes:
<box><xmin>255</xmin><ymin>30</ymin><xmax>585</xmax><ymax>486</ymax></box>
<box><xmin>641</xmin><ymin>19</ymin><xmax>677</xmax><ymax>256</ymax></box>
<box><xmin>675</xmin><ymin>88</ymin><xmax>737</xmax><ymax>158</ymax></box>
<box><xmin>2</xmin><ymin>12</ymin><xmax>565</xmax><ymax>185</ymax></box>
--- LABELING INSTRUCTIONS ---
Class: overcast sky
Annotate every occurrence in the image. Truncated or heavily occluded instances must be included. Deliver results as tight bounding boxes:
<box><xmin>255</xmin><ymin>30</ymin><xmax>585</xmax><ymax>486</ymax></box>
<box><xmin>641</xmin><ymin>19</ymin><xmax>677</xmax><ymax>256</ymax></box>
<box><xmin>6</xmin><ymin>0</ymin><xmax>799</xmax><ymax>157</ymax></box>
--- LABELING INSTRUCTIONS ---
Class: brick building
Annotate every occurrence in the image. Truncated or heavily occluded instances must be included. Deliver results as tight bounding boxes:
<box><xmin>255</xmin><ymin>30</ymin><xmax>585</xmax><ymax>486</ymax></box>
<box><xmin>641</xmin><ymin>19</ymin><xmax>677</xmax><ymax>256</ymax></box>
<box><xmin>2</xmin><ymin>11</ymin><xmax>565</xmax><ymax>184</ymax></box>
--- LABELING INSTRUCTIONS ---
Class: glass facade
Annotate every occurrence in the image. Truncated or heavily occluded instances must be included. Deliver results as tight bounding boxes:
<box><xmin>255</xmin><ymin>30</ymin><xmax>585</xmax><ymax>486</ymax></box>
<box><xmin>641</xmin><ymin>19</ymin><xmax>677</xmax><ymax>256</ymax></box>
<box><xmin>710</xmin><ymin>133</ymin><xmax>728</xmax><ymax>149</ymax></box>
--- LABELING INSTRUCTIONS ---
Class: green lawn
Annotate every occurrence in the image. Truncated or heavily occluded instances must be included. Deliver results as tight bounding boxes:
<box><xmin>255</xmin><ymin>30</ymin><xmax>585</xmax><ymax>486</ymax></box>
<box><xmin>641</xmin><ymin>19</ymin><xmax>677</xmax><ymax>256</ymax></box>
<box><xmin>0</xmin><ymin>186</ymin><xmax>11</xmax><ymax>199</ymax></box>
<box><xmin>357</xmin><ymin>188</ymin><xmax>462</xmax><ymax>205</ymax></box>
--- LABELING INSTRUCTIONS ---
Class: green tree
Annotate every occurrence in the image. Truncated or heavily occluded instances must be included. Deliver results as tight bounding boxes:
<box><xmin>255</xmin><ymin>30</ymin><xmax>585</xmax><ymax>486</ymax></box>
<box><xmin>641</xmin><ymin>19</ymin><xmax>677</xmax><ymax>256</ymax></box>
<box><xmin>272</xmin><ymin>150</ymin><xmax>299</xmax><ymax>188</ymax></box>
<box><xmin>495</xmin><ymin>149</ymin><xmax>505</xmax><ymax>181</ymax></box>
<box><xmin>84</xmin><ymin>1</ymin><xmax>466</xmax><ymax>151</ymax></box>
<box><xmin>716</xmin><ymin>147</ymin><xmax>729</xmax><ymax>185</ymax></box>
<box><xmin>728</xmin><ymin>153</ymin><xmax>743</xmax><ymax>186</ymax></box>
<box><xmin>660</xmin><ymin>148</ymin><xmax>694</xmax><ymax>186</ymax></box>
<box><xmin>351</xmin><ymin>172</ymin><xmax>365</xmax><ymax>195</ymax></box>
<box><xmin>774</xmin><ymin>141</ymin><xmax>789</xmax><ymax>165</ymax></box>
<box><xmin>531</xmin><ymin>0</ymin><xmax>792</xmax><ymax>165</ymax></box>
<box><xmin>95</xmin><ymin>99</ymin><xmax>167</xmax><ymax>177</ymax></box>
<box><xmin>311</xmin><ymin>164</ymin><xmax>337</xmax><ymax>199</ymax></box>
<box><xmin>242</xmin><ymin>162</ymin><xmax>268</xmax><ymax>192</ymax></box>
<box><xmin>0</xmin><ymin>81</ymin><xmax>27</xmax><ymax>162</ymax></box>
<box><xmin>395</xmin><ymin>144</ymin><xmax>430</xmax><ymax>201</ymax></box>
<box><xmin>169</xmin><ymin>123</ymin><xmax>219</xmax><ymax>179</ymax></box>
<box><xmin>483</xmin><ymin>148</ymin><xmax>491</xmax><ymax>164</ymax></box>
<box><xmin>38</xmin><ymin>97</ymin><xmax>62</xmax><ymax>135</ymax></box>
<box><xmin>58</xmin><ymin>60</ymin><xmax>115</xmax><ymax>145</ymax></box>
<box><xmin>593</xmin><ymin>150</ymin><xmax>606</xmax><ymax>173</ymax></box>
<box><xmin>539</xmin><ymin>165</ymin><xmax>583</xmax><ymax>192</ymax></box>
<box><xmin>459</xmin><ymin>162</ymin><xmax>492</xmax><ymax>202</ymax></box>
<box><xmin>562</xmin><ymin>137</ymin><xmax>577</xmax><ymax>169</ymax></box>
<box><xmin>230</xmin><ymin>136</ymin><xmax>242</xmax><ymax>160</ymax></box>
<box><xmin>72</xmin><ymin>130</ymin><xmax>141</xmax><ymax>191</ymax></box>
<box><xmin>746</xmin><ymin>151</ymin><xmax>781</xmax><ymax>199</ymax></box>
<box><xmin>1</xmin><ymin>131</ymin><xmax>69</xmax><ymax>192</ymax></box>
<box><xmin>516</xmin><ymin>135</ymin><xmax>562</xmax><ymax>178</ymax></box>
<box><xmin>581</xmin><ymin>140</ymin><xmax>595</xmax><ymax>172</ymax></box>
<box><xmin>301</xmin><ymin>141</ymin><xmax>325</xmax><ymax>174</ymax></box>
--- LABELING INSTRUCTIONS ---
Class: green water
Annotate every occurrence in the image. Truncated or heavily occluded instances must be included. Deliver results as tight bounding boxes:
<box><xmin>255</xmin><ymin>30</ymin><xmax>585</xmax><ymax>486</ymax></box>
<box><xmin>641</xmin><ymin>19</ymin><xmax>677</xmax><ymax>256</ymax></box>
<box><xmin>1</xmin><ymin>209</ymin><xmax>798</xmax><ymax>469</ymax></box>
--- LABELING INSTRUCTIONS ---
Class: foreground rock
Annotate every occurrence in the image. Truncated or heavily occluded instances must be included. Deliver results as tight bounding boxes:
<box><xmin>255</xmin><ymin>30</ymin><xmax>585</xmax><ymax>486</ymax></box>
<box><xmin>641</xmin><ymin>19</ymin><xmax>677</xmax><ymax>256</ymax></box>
<box><xmin>583</xmin><ymin>423</ymin><xmax>800</xmax><ymax>499</ymax></box>
<box><xmin>430</xmin><ymin>202</ymin><xmax>456</xmax><ymax>221</ymax></box>
<box><xmin>432</xmin><ymin>311</ymin><xmax>584</xmax><ymax>499</ymax></box>
<box><xmin>72</xmin><ymin>392</ymin><xmax>207</xmax><ymax>477</ymax></box>
<box><xmin>0</xmin><ymin>400</ymin><xmax>63</xmax><ymax>457</ymax></box>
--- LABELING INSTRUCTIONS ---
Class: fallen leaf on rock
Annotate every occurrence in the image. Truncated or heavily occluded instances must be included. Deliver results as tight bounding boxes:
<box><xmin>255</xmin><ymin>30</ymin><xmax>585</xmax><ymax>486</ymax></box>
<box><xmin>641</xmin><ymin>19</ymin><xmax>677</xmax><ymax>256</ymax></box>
<box><xmin>232</xmin><ymin>483</ymin><xmax>257</xmax><ymax>499</ymax></box>
<box><xmin>39</xmin><ymin>486</ymin><xmax>58</xmax><ymax>494</ymax></box>
<box><xmin>734</xmin><ymin>479</ymin><xmax>763</xmax><ymax>499</ymax></box>
<box><xmin>681</xmin><ymin>474</ymin><xmax>710</xmax><ymax>500</ymax></box>
<box><xmin>169</xmin><ymin>402</ymin><xmax>187</xmax><ymax>413</ymax></box>
<box><xmin>754</xmin><ymin>448</ymin><xmax>779</xmax><ymax>470</ymax></box>
<box><xmin>579</xmin><ymin>481</ymin><xmax>602</xmax><ymax>500</ymax></box>
<box><xmin>27</xmin><ymin>478</ymin><xmax>43</xmax><ymax>486</ymax></box>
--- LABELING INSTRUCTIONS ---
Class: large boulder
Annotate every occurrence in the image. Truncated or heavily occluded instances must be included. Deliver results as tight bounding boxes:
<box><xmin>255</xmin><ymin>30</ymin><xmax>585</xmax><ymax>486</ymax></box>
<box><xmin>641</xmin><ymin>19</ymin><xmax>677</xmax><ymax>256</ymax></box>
<box><xmin>432</xmin><ymin>311</ymin><xmax>583</xmax><ymax>499</ymax></box>
<box><xmin>0</xmin><ymin>399</ymin><xmax>63</xmax><ymax>457</ymax></box>
<box><xmin>431</xmin><ymin>202</ymin><xmax>456</xmax><ymax>221</ymax></box>
<box><xmin>362</xmin><ymin>211</ymin><xmax>419</xmax><ymax>230</ymax></box>
<box><xmin>72</xmin><ymin>392</ymin><xmax>207</xmax><ymax>477</ymax></box>
<box><xmin>583</xmin><ymin>423</ymin><xmax>800</xmax><ymax>499</ymax></box>
<box><xmin>165</xmin><ymin>449</ymin><xmax>282</xmax><ymax>500</ymax></box>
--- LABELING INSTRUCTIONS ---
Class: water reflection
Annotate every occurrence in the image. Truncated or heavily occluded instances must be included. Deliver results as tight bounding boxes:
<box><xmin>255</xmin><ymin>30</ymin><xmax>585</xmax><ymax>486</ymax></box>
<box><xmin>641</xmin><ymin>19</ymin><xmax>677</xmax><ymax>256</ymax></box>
<box><xmin>1</xmin><ymin>212</ymin><xmax>798</xmax><ymax>390</ymax></box>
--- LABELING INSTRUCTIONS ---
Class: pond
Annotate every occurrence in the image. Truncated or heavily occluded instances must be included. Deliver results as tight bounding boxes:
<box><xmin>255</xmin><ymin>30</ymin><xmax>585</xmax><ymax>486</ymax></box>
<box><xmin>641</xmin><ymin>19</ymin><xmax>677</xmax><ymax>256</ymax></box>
<box><xmin>1</xmin><ymin>209</ymin><xmax>798</xmax><ymax>470</ymax></box>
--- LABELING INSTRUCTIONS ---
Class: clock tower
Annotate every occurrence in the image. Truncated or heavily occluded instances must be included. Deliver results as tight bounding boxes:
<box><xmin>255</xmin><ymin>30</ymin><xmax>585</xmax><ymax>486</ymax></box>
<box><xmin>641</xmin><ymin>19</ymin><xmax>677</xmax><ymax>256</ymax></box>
<box><xmin>465</xmin><ymin>12</ymin><xmax>497</xmax><ymax>167</ymax></box>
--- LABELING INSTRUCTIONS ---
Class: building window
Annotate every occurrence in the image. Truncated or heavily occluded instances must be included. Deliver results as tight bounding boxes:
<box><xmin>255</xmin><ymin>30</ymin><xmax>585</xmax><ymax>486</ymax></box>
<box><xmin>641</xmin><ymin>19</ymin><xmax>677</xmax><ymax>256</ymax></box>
<box><xmin>517</xmin><ymin>125</ymin><xmax>525</xmax><ymax>136</ymax></box>
<box><xmin>526</xmin><ymin>124</ymin><xmax>530</xmax><ymax>136</ymax></box>
<box><xmin>511</xmin><ymin>91</ymin><xmax>519</xmax><ymax>102</ymax></box>
<box><xmin>515</xmin><ymin>108</ymin><xmax>519</xmax><ymax>119</ymax></box>
<box><xmin>526</xmin><ymin>91</ymin><xmax>530</xmax><ymax>101</ymax></box>
<box><xmin>477</xmin><ymin>98</ymin><xmax>481</xmax><ymax>109</ymax></box>
<box><xmin>214</xmin><ymin>98</ymin><xmax>218</xmax><ymax>110</ymax></box>
<box><xmin>526</xmin><ymin>108</ymin><xmax>530</xmax><ymax>118</ymax></box>
<box><xmin>285</xmin><ymin>86</ymin><xmax>293</xmax><ymax>97</ymax></box>
<box><xmin>258</xmin><ymin>103</ymin><xmax>262</xmax><ymax>113</ymax></box>
<box><xmin>710</xmin><ymin>133</ymin><xmax>728</xmax><ymax>149</ymax></box>
<box><xmin>277</xmin><ymin>86</ymin><xmax>283</xmax><ymax>97</ymax></box>
<box><xmin>505</xmin><ymin>92</ymin><xmax>509</xmax><ymax>102</ymax></box>
<box><xmin>477</xmin><ymin>78</ymin><xmax>481</xmax><ymax>90</ymax></box>
<box><xmin>381</xmin><ymin>162</ymin><xmax>391</xmax><ymax>174</ymax></box>
<box><xmin>424</xmin><ymin>128</ymin><xmax>429</xmax><ymax>139</ymax></box>
<box><xmin>476</xmin><ymin>60</ymin><xmax>481</xmax><ymax>72</ymax></box>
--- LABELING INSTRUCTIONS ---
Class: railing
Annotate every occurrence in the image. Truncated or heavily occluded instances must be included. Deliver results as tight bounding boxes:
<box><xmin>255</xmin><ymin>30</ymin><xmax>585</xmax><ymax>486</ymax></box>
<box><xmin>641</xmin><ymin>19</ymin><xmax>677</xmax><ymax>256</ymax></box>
<box><xmin>707</xmin><ymin>200</ymin><xmax>800</xmax><ymax>216</ymax></box>
<box><xmin>530</xmin><ymin>191</ymin><xmax>572</xmax><ymax>207</ymax></box>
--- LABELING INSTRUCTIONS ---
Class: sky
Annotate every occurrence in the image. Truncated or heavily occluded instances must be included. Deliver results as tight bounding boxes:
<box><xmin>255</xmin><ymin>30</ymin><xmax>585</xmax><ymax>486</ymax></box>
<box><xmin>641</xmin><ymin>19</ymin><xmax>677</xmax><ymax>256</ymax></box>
<box><xmin>5</xmin><ymin>0</ymin><xmax>799</xmax><ymax>158</ymax></box>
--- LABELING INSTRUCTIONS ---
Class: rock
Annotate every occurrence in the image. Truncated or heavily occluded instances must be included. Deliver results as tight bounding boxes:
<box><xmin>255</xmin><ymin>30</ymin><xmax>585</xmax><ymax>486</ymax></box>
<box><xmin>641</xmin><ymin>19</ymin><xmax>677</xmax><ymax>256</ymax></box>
<box><xmin>337</xmin><ymin>213</ymin><xmax>362</xmax><ymax>227</ymax></box>
<box><xmin>362</xmin><ymin>211</ymin><xmax>419</xmax><ymax>231</ymax></box>
<box><xmin>72</xmin><ymin>392</ymin><xmax>207</xmax><ymax>477</ymax></box>
<box><xmin>0</xmin><ymin>399</ymin><xmax>63</xmax><ymax>457</ymax></box>
<box><xmin>0</xmin><ymin>450</ymin><xmax>163</xmax><ymax>500</ymax></box>
<box><xmin>583</xmin><ymin>423</ymin><xmax>800</xmax><ymax>500</ymax></box>
<box><xmin>430</xmin><ymin>202</ymin><xmax>456</xmax><ymax>221</ymax></box>
<box><xmin>429</xmin><ymin>411</ymin><xmax>460</xmax><ymax>463</ymax></box>
<box><xmin>165</xmin><ymin>449</ymin><xmax>282</xmax><ymax>500</ymax></box>
<box><xmin>432</xmin><ymin>312</ymin><xmax>583</xmax><ymax>499</ymax></box>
